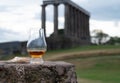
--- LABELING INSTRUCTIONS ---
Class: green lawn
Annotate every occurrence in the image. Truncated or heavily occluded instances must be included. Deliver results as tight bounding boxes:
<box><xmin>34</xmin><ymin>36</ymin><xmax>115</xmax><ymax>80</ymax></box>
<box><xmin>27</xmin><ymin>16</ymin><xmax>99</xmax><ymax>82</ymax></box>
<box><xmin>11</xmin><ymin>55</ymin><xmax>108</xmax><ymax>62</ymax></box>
<box><xmin>45</xmin><ymin>45</ymin><xmax>120</xmax><ymax>83</ymax></box>
<box><xmin>66</xmin><ymin>56</ymin><xmax>120</xmax><ymax>83</ymax></box>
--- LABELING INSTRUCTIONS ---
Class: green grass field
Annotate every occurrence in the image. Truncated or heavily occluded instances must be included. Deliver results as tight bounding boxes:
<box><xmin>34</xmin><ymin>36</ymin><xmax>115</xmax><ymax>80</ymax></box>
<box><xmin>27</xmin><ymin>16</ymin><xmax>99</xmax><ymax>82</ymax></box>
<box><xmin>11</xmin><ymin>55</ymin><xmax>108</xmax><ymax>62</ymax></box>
<box><xmin>1</xmin><ymin>45</ymin><xmax>120</xmax><ymax>83</ymax></box>
<box><xmin>66</xmin><ymin>56</ymin><xmax>120</xmax><ymax>83</ymax></box>
<box><xmin>45</xmin><ymin>45</ymin><xmax>120</xmax><ymax>83</ymax></box>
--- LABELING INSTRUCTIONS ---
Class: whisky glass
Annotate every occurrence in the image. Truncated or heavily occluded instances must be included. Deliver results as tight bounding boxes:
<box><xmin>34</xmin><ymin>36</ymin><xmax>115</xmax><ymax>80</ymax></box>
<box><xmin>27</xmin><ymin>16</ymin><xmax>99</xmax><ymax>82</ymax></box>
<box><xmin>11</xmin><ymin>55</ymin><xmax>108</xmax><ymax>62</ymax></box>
<box><xmin>27</xmin><ymin>28</ymin><xmax>47</xmax><ymax>64</ymax></box>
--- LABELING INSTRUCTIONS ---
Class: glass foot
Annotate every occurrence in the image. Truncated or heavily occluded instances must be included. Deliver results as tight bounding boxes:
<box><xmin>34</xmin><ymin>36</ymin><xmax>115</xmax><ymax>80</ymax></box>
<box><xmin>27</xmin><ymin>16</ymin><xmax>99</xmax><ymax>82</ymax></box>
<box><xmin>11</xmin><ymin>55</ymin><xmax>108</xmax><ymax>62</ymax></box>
<box><xmin>30</xmin><ymin>58</ymin><xmax>44</xmax><ymax>64</ymax></box>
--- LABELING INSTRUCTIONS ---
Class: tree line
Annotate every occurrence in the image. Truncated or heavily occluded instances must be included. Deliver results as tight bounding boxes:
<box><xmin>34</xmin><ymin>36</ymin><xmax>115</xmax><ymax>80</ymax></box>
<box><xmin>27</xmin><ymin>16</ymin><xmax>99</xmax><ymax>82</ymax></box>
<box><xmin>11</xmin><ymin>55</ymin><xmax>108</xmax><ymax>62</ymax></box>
<box><xmin>91</xmin><ymin>29</ymin><xmax>120</xmax><ymax>45</ymax></box>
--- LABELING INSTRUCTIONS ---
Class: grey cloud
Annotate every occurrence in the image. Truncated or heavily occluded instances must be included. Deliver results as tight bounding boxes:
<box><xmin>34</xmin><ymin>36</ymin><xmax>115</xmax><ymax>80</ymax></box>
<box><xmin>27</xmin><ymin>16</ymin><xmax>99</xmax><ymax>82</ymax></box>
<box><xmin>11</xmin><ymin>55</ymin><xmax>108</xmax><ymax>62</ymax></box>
<box><xmin>77</xmin><ymin>0</ymin><xmax>120</xmax><ymax>21</ymax></box>
<box><xmin>91</xmin><ymin>5</ymin><xmax>120</xmax><ymax>21</ymax></box>
<box><xmin>0</xmin><ymin>4</ymin><xmax>21</xmax><ymax>13</ymax></box>
<box><xmin>0</xmin><ymin>28</ymin><xmax>19</xmax><ymax>42</ymax></box>
<box><xmin>0</xmin><ymin>28</ymin><xmax>17</xmax><ymax>36</ymax></box>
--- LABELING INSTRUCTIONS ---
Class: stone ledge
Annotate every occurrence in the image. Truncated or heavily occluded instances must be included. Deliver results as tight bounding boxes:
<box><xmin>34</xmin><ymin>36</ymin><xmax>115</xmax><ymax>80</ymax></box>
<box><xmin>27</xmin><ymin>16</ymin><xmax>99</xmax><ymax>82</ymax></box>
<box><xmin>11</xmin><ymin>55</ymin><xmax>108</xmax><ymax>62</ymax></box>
<box><xmin>0</xmin><ymin>61</ymin><xmax>78</xmax><ymax>83</ymax></box>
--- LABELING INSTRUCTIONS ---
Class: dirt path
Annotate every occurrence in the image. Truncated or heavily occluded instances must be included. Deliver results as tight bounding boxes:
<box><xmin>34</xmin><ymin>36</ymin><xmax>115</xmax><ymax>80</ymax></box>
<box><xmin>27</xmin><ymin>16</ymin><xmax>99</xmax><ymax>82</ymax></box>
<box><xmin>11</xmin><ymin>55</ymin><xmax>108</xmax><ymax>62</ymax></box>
<box><xmin>78</xmin><ymin>78</ymin><xmax>103</xmax><ymax>83</ymax></box>
<box><xmin>46</xmin><ymin>49</ymin><xmax>120</xmax><ymax>60</ymax></box>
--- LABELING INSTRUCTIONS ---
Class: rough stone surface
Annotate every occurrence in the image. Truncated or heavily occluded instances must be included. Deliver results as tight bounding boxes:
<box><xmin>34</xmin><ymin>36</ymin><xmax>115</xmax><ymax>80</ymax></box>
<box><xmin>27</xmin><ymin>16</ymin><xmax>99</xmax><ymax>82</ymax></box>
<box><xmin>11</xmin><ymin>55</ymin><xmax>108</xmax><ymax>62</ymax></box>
<box><xmin>0</xmin><ymin>61</ymin><xmax>78</xmax><ymax>83</ymax></box>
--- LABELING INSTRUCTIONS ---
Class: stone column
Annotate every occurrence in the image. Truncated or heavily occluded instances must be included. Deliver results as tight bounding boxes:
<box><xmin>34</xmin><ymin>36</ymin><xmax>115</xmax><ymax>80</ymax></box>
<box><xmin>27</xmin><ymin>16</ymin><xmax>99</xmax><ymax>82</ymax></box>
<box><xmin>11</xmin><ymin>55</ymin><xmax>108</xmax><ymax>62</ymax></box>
<box><xmin>78</xmin><ymin>11</ymin><xmax>81</xmax><ymax>38</ymax></box>
<box><xmin>74</xmin><ymin>8</ymin><xmax>76</xmax><ymax>37</ymax></box>
<box><xmin>54</xmin><ymin>4</ymin><xmax>59</xmax><ymax>36</ymax></box>
<box><xmin>83</xmin><ymin>14</ymin><xmax>85</xmax><ymax>37</ymax></box>
<box><xmin>74</xmin><ymin>9</ymin><xmax>78</xmax><ymax>38</ymax></box>
<box><xmin>80</xmin><ymin>12</ymin><xmax>83</xmax><ymax>38</ymax></box>
<box><xmin>83</xmin><ymin>14</ymin><xmax>85</xmax><ymax>38</ymax></box>
<box><xmin>69</xmin><ymin>6</ymin><xmax>73</xmax><ymax>36</ymax></box>
<box><xmin>85</xmin><ymin>15</ymin><xmax>87</xmax><ymax>38</ymax></box>
<box><xmin>41</xmin><ymin>5</ymin><xmax>46</xmax><ymax>37</ymax></box>
<box><xmin>73</xmin><ymin>8</ymin><xmax>77</xmax><ymax>38</ymax></box>
<box><xmin>71</xmin><ymin>7</ymin><xmax>74</xmax><ymax>36</ymax></box>
<box><xmin>86</xmin><ymin>15</ymin><xmax>90</xmax><ymax>42</ymax></box>
<box><xmin>77</xmin><ymin>11</ymin><xmax>80</xmax><ymax>38</ymax></box>
<box><xmin>64</xmin><ymin>4</ymin><xmax>69</xmax><ymax>37</ymax></box>
<box><xmin>72</xmin><ymin>8</ymin><xmax>75</xmax><ymax>37</ymax></box>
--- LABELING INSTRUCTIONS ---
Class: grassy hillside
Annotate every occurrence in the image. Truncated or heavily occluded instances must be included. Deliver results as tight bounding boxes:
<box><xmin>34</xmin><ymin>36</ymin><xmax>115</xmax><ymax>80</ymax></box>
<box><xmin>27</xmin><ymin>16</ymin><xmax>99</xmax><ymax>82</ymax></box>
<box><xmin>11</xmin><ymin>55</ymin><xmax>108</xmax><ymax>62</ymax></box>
<box><xmin>45</xmin><ymin>45</ymin><xmax>120</xmax><ymax>60</ymax></box>
<box><xmin>67</xmin><ymin>56</ymin><xmax>120</xmax><ymax>83</ymax></box>
<box><xmin>45</xmin><ymin>45</ymin><xmax>120</xmax><ymax>83</ymax></box>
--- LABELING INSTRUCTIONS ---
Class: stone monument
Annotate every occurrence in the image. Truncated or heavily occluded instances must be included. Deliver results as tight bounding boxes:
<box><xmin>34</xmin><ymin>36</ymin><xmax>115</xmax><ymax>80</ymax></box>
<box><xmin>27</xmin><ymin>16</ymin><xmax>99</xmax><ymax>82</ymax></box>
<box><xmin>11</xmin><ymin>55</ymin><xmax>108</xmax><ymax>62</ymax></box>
<box><xmin>41</xmin><ymin>0</ymin><xmax>91</xmax><ymax>49</ymax></box>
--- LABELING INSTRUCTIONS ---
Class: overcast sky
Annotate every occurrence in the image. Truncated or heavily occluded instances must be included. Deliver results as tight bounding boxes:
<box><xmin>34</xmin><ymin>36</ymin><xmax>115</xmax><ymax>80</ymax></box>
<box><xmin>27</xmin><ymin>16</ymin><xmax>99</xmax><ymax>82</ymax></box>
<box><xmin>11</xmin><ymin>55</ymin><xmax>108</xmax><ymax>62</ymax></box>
<box><xmin>0</xmin><ymin>0</ymin><xmax>120</xmax><ymax>42</ymax></box>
